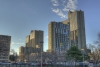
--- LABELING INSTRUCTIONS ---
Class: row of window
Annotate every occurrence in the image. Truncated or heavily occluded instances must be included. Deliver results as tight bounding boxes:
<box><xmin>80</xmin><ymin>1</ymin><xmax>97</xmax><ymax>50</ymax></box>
<box><xmin>55</xmin><ymin>35</ymin><xmax>69</xmax><ymax>38</ymax></box>
<box><xmin>0</xmin><ymin>36</ymin><xmax>8</xmax><ymax>38</ymax></box>
<box><xmin>56</xmin><ymin>38</ymin><xmax>69</xmax><ymax>42</ymax></box>
<box><xmin>0</xmin><ymin>38</ymin><xmax>8</xmax><ymax>40</ymax></box>
<box><xmin>55</xmin><ymin>23</ymin><xmax>69</xmax><ymax>29</ymax></box>
<box><xmin>56</xmin><ymin>41</ymin><xmax>69</xmax><ymax>46</ymax></box>
<box><xmin>0</xmin><ymin>57</ymin><xmax>8</xmax><ymax>59</ymax></box>
<box><xmin>55</xmin><ymin>28</ymin><xmax>69</xmax><ymax>34</ymax></box>
<box><xmin>0</xmin><ymin>41</ymin><xmax>9</xmax><ymax>44</ymax></box>
<box><xmin>55</xmin><ymin>43</ymin><xmax>69</xmax><ymax>49</ymax></box>
<box><xmin>0</xmin><ymin>43</ymin><xmax>8</xmax><ymax>45</ymax></box>
<box><xmin>55</xmin><ymin>33</ymin><xmax>69</xmax><ymax>36</ymax></box>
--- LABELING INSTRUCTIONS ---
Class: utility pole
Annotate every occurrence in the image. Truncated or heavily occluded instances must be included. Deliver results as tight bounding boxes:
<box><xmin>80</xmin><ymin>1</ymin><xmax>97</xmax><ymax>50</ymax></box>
<box><xmin>40</xmin><ymin>41</ymin><xmax>43</xmax><ymax>67</ymax></box>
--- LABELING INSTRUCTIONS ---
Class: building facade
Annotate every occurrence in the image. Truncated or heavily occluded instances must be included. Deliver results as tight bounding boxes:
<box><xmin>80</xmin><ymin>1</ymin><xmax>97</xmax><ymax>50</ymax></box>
<box><xmin>48</xmin><ymin>22</ymin><xmax>70</xmax><ymax>52</ymax></box>
<box><xmin>63</xmin><ymin>10</ymin><xmax>87</xmax><ymax>51</ymax></box>
<box><xmin>25</xmin><ymin>30</ymin><xmax>44</xmax><ymax>53</ymax></box>
<box><xmin>19</xmin><ymin>46</ymin><xmax>25</xmax><ymax>62</ymax></box>
<box><xmin>19</xmin><ymin>46</ymin><xmax>25</xmax><ymax>56</ymax></box>
<box><xmin>0</xmin><ymin>35</ymin><xmax>11</xmax><ymax>62</ymax></box>
<box><xmin>26</xmin><ymin>35</ymin><xmax>30</xmax><ymax>47</ymax></box>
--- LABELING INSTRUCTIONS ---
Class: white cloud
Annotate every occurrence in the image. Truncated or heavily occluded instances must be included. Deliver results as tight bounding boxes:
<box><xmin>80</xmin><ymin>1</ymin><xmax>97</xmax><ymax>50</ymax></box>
<box><xmin>44</xmin><ymin>36</ymin><xmax>48</xmax><ymax>39</ymax></box>
<box><xmin>20</xmin><ymin>43</ymin><xmax>24</xmax><ymax>44</ymax></box>
<box><xmin>46</xmin><ymin>36</ymin><xmax>48</xmax><ymax>38</ymax></box>
<box><xmin>63</xmin><ymin>0</ymin><xmax>78</xmax><ymax>11</ymax></box>
<box><xmin>61</xmin><ymin>0</ymin><xmax>67</xmax><ymax>5</ymax></box>
<box><xmin>11</xmin><ymin>42</ymin><xmax>15</xmax><ymax>45</ymax></box>
<box><xmin>11</xmin><ymin>42</ymin><xmax>24</xmax><ymax>45</ymax></box>
<box><xmin>51</xmin><ymin>0</ymin><xmax>78</xmax><ymax>18</ymax></box>
<box><xmin>51</xmin><ymin>0</ymin><xmax>59</xmax><ymax>6</ymax></box>
<box><xmin>52</xmin><ymin>8</ymin><xmax>67</xmax><ymax>18</ymax></box>
<box><xmin>16</xmin><ymin>43</ymin><xmax>24</xmax><ymax>44</ymax></box>
<box><xmin>14</xmin><ymin>48</ymin><xmax>19</xmax><ymax>55</ymax></box>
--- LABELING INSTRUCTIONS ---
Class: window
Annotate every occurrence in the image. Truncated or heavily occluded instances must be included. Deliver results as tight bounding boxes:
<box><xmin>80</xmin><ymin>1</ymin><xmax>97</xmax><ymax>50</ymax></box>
<box><xmin>55</xmin><ymin>24</ymin><xmax>56</xmax><ymax>28</ymax></box>
<box><xmin>60</xmin><ymin>23</ymin><xmax>62</xmax><ymax>28</ymax></box>
<box><xmin>56</xmin><ymin>28</ymin><xmax>57</xmax><ymax>33</ymax></box>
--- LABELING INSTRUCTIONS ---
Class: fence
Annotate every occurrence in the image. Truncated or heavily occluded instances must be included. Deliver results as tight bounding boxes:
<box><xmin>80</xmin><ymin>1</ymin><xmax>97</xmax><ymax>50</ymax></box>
<box><xmin>0</xmin><ymin>64</ymin><xmax>90</xmax><ymax>67</ymax></box>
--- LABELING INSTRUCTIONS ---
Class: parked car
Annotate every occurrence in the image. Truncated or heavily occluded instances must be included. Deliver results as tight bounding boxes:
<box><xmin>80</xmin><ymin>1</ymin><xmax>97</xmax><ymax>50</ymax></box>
<box><xmin>0</xmin><ymin>62</ymin><xmax>2</xmax><ymax>65</ymax></box>
<box><xmin>20</xmin><ymin>62</ymin><xmax>27</xmax><ymax>65</ymax></box>
<box><xmin>88</xmin><ymin>62</ymin><xmax>94</xmax><ymax>67</ymax></box>
<box><xmin>17</xmin><ymin>62</ymin><xmax>23</xmax><ymax>65</ymax></box>
<box><xmin>12</xmin><ymin>62</ymin><xmax>18</xmax><ymax>65</ymax></box>
<box><xmin>2</xmin><ymin>62</ymin><xmax>12</xmax><ymax>65</ymax></box>
<box><xmin>31</xmin><ymin>63</ymin><xmax>39</xmax><ymax>65</ymax></box>
<box><xmin>38</xmin><ymin>63</ymin><xmax>46</xmax><ymax>66</ymax></box>
<box><xmin>16</xmin><ymin>62</ymin><xmax>27</xmax><ymax>65</ymax></box>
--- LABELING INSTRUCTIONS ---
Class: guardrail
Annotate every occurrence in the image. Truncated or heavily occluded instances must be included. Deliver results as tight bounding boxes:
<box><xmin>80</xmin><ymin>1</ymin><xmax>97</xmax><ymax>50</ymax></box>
<box><xmin>0</xmin><ymin>64</ymin><xmax>100</xmax><ymax>67</ymax></box>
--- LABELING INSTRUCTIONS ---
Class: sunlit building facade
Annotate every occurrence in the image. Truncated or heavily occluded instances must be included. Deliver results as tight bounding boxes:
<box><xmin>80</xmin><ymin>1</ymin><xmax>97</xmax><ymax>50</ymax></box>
<box><xmin>63</xmin><ymin>10</ymin><xmax>87</xmax><ymax>51</ymax></box>
<box><xmin>25</xmin><ymin>30</ymin><xmax>44</xmax><ymax>54</ymax></box>
<box><xmin>26</xmin><ymin>35</ymin><xmax>30</xmax><ymax>47</ymax></box>
<box><xmin>48</xmin><ymin>22</ymin><xmax>70</xmax><ymax>52</ymax></box>
<box><xmin>19</xmin><ymin>46</ymin><xmax>25</xmax><ymax>62</ymax></box>
<box><xmin>19</xmin><ymin>46</ymin><xmax>25</xmax><ymax>56</ymax></box>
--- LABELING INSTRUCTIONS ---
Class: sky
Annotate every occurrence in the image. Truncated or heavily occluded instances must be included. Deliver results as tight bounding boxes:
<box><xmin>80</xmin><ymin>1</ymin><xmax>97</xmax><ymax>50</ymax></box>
<box><xmin>0</xmin><ymin>0</ymin><xmax>100</xmax><ymax>55</ymax></box>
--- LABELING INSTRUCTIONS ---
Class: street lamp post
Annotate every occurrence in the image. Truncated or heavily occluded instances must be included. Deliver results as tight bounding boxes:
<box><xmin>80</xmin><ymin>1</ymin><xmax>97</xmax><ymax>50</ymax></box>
<box><xmin>81</xmin><ymin>49</ymin><xmax>84</xmax><ymax>67</ymax></box>
<box><xmin>36</xmin><ymin>45</ymin><xmax>39</xmax><ymax>62</ymax></box>
<box><xmin>40</xmin><ymin>41</ymin><xmax>43</xmax><ymax>67</ymax></box>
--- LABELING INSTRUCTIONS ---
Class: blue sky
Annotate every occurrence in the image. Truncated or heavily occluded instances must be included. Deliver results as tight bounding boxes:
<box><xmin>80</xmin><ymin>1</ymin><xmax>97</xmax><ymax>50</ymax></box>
<box><xmin>0</xmin><ymin>0</ymin><xmax>100</xmax><ymax>55</ymax></box>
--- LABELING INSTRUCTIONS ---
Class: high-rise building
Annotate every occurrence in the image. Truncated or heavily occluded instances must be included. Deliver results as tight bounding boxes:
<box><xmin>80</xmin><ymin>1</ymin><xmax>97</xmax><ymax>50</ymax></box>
<box><xmin>26</xmin><ymin>35</ymin><xmax>30</xmax><ymax>47</ymax></box>
<box><xmin>19</xmin><ymin>46</ymin><xmax>25</xmax><ymax>56</ymax></box>
<box><xmin>25</xmin><ymin>30</ymin><xmax>44</xmax><ymax>53</ymax></box>
<box><xmin>63</xmin><ymin>10</ymin><xmax>86</xmax><ymax>51</ymax></box>
<box><xmin>0</xmin><ymin>35</ymin><xmax>11</xmax><ymax>62</ymax></box>
<box><xmin>19</xmin><ymin>46</ymin><xmax>25</xmax><ymax>62</ymax></box>
<box><xmin>48</xmin><ymin>22</ymin><xmax>70</xmax><ymax>52</ymax></box>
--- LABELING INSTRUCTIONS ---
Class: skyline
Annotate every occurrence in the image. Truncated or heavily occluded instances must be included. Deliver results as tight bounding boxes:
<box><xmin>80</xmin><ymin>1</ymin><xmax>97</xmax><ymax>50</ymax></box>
<box><xmin>0</xmin><ymin>0</ymin><xmax>100</xmax><ymax>55</ymax></box>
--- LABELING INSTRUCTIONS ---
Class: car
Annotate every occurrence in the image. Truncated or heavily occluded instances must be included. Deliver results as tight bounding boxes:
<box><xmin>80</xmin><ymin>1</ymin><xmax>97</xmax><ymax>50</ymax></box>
<box><xmin>2</xmin><ymin>62</ymin><xmax>12</xmax><ymax>65</ymax></box>
<box><xmin>0</xmin><ymin>62</ymin><xmax>2</xmax><ymax>65</ymax></box>
<box><xmin>20</xmin><ymin>62</ymin><xmax>27</xmax><ymax>65</ymax></box>
<box><xmin>38</xmin><ymin>63</ymin><xmax>46</xmax><ymax>66</ymax></box>
<box><xmin>88</xmin><ymin>63</ymin><xmax>94</xmax><ymax>67</ymax></box>
<box><xmin>31</xmin><ymin>63</ymin><xmax>38</xmax><ymax>65</ymax></box>
<box><xmin>17</xmin><ymin>62</ymin><xmax>21</xmax><ymax>65</ymax></box>
<box><xmin>12</xmin><ymin>62</ymin><xmax>18</xmax><ymax>65</ymax></box>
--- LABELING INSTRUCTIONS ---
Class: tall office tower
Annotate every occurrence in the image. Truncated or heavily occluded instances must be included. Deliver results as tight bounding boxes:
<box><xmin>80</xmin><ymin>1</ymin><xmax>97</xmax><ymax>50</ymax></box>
<box><xmin>0</xmin><ymin>35</ymin><xmax>11</xmax><ymax>62</ymax></box>
<box><xmin>25</xmin><ymin>35</ymin><xmax>33</xmax><ymax>54</ymax></box>
<box><xmin>63</xmin><ymin>10</ymin><xmax>86</xmax><ymax>51</ymax></box>
<box><xmin>48</xmin><ymin>22</ymin><xmax>70</xmax><ymax>52</ymax></box>
<box><xmin>19</xmin><ymin>46</ymin><xmax>25</xmax><ymax>56</ymax></box>
<box><xmin>26</xmin><ymin>35</ymin><xmax>30</xmax><ymax>47</ymax></box>
<box><xmin>19</xmin><ymin>46</ymin><xmax>25</xmax><ymax>62</ymax></box>
<box><xmin>25</xmin><ymin>30</ymin><xmax>44</xmax><ymax>53</ymax></box>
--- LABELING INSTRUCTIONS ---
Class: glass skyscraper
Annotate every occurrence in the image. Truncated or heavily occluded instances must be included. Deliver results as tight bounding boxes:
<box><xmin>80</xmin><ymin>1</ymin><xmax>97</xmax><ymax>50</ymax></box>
<box><xmin>48</xmin><ymin>22</ymin><xmax>70</xmax><ymax>52</ymax></box>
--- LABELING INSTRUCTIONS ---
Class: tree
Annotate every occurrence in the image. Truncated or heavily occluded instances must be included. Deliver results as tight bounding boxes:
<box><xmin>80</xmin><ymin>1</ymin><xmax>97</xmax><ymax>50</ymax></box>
<box><xmin>66</xmin><ymin>46</ymin><xmax>90</xmax><ymax>62</ymax></box>
<box><xmin>66</xmin><ymin>46</ymin><xmax>82</xmax><ymax>61</ymax></box>
<box><xmin>9</xmin><ymin>49</ymin><xmax>18</xmax><ymax>62</ymax></box>
<box><xmin>66</xmin><ymin>46</ymin><xmax>83</xmax><ymax>67</ymax></box>
<box><xmin>88</xmin><ymin>32</ymin><xmax>100</xmax><ymax>65</ymax></box>
<box><xmin>9</xmin><ymin>55</ymin><xmax>16</xmax><ymax>61</ymax></box>
<box><xmin>89</xmin><ymin>44</ymin><xmax>100</xmax><ymax>63</ymax></box>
